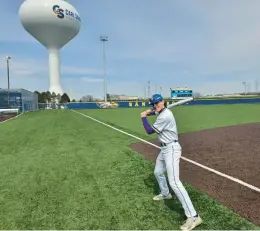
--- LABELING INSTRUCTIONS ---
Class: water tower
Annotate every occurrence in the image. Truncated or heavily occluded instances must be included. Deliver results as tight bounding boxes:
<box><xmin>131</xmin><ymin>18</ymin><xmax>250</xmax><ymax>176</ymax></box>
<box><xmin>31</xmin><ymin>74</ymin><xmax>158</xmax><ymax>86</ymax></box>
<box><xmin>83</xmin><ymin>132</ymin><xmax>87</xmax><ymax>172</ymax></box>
<box><xmin>19</xmin><ymin>0</ymin><xmax>81</xmax><ymax>95</ymax></box>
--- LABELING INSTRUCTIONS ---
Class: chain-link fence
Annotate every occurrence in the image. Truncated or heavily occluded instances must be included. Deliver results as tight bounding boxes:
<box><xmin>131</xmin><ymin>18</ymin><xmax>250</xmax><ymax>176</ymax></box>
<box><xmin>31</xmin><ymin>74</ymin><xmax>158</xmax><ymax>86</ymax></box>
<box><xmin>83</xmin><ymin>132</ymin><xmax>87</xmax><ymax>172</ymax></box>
<box><xmin>0</xmin><ymin>89</ymin><xmax>38</xmax><ymax>113</ymax></box>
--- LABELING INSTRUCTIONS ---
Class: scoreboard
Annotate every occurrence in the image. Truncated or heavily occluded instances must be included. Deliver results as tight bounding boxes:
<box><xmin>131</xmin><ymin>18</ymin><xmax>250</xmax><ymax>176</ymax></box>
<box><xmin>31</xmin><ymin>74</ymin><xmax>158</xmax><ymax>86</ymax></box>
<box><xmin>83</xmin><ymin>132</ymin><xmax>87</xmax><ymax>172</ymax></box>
<box><xmin>170</xmin><ymin>88</ymin><xmax>192</xmax><ymax>99</ymax></box>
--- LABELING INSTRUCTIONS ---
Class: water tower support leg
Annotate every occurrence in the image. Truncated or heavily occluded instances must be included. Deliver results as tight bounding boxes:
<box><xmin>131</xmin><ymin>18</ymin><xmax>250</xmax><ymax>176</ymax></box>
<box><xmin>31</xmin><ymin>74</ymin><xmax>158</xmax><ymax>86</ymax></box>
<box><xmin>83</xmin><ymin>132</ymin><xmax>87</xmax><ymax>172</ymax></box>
<box><xmin>48</xmin><ymin>48</ymin><xmax>63</xmax><ymax>95</ymax></box>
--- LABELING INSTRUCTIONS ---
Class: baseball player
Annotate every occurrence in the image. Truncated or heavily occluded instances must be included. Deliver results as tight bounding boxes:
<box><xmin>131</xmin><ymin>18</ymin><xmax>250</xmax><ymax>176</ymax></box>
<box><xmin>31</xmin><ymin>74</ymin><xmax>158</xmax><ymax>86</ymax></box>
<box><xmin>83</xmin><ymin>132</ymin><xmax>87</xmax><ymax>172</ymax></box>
<box><xmin>140</xmin><ymin>94</ymin><xmax>202</xmax><ymax>231</ymax></box>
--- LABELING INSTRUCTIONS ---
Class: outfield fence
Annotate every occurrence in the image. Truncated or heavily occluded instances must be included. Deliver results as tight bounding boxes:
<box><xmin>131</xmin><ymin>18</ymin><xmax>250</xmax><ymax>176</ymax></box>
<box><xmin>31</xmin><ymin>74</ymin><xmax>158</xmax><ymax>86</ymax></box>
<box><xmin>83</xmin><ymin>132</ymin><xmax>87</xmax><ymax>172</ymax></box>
<box><xmin>33</xmin><ymin>97</ymin><xmax>260</xmax><ymax>111</ymax></box>
<box><xmin>65</xmin><ymin>97</ymin><xmax>260</xmax><ymax>110</ymax></box>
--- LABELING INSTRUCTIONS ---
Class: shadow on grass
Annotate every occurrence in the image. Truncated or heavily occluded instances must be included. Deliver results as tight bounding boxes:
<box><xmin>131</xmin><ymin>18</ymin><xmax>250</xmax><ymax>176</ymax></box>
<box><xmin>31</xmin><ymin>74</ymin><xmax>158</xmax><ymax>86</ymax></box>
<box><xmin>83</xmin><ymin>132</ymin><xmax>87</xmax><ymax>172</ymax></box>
<box><xmin>143</xmin><ymin>173</ymin><xmax>187</xmax><ymax>221</ymax></box>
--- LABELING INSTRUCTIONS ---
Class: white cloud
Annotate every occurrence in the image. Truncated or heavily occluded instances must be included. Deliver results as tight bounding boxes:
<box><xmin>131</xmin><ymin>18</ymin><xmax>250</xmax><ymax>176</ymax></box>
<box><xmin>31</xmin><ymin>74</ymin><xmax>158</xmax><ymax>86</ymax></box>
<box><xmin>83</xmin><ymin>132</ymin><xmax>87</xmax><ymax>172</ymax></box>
<box><xmin>0</xmin><ymin>55</ymin><xmax>46</xmax><ymax>77</ymax></box>
<box><xmin>1</xmin><ymin>53</ymin><xmax>259</xmax><ymax>100</ymax></box>
<box><xmin>0</xmin><ymin>2</ymin><xmax>35</xmax><ymax>43</ymax></box>
<box><xmin>190</xmin><ymin>80</ymin><xmax>256</xmax><ymax>96</ymax></box>
<box><xmin>103</xmin><ymin>0</ymin><xmax>260</xmax><ymax>76</ymax></box>
<box><xmin>0</xmin><ymin>54</ymin><xmax>105</xmax><ymax>99</ymax></box>
<box><xmin>0</xmin><ymin>54</ymin><xmax>102</xmax><ymax>76</ymax></box>
<box><xmin>80</xmin><ymin>77</ymin><xmax>103</xmax><ymax>83</ymax></box>
<box><xmin>2</xmin><ymin>0</ymin><xmax>260</xmax><ymax>98</ymax></box>
<box><xmin>62</xmin><ymin>67</ymin><xmax>103</xmax><ymax>75</ymax></box>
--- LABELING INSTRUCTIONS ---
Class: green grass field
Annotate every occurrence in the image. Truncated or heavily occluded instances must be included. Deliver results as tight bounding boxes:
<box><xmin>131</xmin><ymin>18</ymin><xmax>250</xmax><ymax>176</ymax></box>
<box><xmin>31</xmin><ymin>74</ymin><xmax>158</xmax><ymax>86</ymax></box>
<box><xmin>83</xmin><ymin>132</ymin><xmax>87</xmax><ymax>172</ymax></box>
<box><xmin>0</xmin><ymin>104</ymin><xmax>260</xmax><ymax>229</ymax></box>
<box><xmin>83</xmin><ymin>104</ymin><xmax>260</xmax><ymax>138</ymax></box>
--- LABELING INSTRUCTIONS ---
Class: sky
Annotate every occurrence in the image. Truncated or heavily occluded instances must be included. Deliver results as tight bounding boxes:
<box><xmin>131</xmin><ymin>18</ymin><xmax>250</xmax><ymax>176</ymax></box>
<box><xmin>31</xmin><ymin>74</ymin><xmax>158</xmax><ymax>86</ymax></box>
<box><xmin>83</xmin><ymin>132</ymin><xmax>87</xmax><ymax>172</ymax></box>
<box><xmin>1</xmin><ymin>0</ymin><xmax>260</xmax><ymax>100</ymax></box>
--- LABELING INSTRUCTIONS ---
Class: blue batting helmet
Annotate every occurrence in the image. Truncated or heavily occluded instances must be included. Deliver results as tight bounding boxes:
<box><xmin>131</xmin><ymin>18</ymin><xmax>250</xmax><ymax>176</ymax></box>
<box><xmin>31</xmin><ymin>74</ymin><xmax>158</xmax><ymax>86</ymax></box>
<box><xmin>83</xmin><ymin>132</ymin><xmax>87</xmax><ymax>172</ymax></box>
<box><xmin>149</xmin><ymin>94</ymin><xmax>164</xmax><ymax>105</ymax></box>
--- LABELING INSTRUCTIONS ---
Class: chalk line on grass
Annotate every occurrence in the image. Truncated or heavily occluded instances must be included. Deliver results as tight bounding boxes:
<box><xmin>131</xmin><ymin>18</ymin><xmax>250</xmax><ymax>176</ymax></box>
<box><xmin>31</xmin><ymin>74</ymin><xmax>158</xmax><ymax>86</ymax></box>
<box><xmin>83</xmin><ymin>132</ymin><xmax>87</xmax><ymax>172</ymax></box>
<box><xmin>72</xmin><ymin>109</ymin><xmax>260</xmax><ymax>194</ymax></box>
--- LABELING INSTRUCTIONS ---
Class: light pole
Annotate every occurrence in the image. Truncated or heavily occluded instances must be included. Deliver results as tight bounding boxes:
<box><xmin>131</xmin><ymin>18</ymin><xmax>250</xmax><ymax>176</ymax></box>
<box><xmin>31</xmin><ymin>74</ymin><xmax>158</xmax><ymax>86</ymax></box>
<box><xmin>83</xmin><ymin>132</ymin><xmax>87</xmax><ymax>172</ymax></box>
<box><xmin>6</xmin><ymin>56</ymin><xmax>10</xmax><ymax>89</ymax></box>
<box><xmin>148</xmin><ymin>81</ymin><xmax>150</xmax><ymax>97</ymax></box>
<box><xmin>100</xmin><ymin>35</ymin><xmax>108</xmax><ymax>102</ymax></box>
<box><xmin>6</xmin><ymin>56</ymin><xmax>11</xmax><ymax>107</ymax></box>
<box><xmin>242</xmin><ymin>81</ymin><xmax>246</xmax><ymax>95</ymax></box>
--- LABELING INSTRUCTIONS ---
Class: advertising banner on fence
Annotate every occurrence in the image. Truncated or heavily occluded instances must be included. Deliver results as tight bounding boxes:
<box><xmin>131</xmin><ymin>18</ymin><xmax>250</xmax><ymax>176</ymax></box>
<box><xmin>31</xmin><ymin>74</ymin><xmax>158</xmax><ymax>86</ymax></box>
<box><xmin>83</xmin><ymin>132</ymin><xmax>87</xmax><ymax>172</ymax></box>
<box><xmin>67</xmin><ymin>100</ymin><xmax>177</xmax><ymax>109</ymax></box>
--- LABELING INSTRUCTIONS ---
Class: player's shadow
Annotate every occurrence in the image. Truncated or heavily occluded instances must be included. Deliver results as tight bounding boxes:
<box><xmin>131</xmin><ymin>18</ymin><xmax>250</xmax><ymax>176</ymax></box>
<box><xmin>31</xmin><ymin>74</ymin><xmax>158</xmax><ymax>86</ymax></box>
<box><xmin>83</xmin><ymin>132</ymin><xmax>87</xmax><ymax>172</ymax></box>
<box><xmin>143</xmin><ymin>173</ymin><xmax>186</xmax><ymax>218</ymax></box>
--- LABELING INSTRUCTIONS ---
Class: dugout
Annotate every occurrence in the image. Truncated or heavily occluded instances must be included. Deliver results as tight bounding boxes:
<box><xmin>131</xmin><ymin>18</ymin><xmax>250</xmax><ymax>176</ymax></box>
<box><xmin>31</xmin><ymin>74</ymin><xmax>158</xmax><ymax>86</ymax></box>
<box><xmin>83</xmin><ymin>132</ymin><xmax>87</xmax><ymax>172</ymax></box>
<box><xmin>0</xmin><ymin>88</ymin><xmax>38</xmax><ymax>113</ymax></box>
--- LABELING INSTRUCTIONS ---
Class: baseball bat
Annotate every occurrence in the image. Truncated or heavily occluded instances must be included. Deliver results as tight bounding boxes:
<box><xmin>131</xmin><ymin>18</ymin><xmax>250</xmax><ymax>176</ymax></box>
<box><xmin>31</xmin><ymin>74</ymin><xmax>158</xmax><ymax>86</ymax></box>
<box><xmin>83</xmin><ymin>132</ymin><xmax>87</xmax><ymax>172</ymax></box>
<box><xmin>166</xmin><ymin>97</ymin><xmax>194</xmax><ymax>109</ymax></box>
<box><xmin>148</xmin><ymin>97</ymin><xmax>194</xmax><ymax>116</ymax></box>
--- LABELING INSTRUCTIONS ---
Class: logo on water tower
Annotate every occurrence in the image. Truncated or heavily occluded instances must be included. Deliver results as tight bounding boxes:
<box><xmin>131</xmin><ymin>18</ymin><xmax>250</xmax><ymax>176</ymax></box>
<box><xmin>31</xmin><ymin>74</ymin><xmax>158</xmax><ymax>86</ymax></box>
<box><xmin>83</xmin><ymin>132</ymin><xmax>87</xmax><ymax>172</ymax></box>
<box><xmin>52</xmin><ymin>5</ymin><xmax>81</xmax><ymax>22</ymax></box>
<box><xmin>52</xmin><ymin>5</ymin><xmax>65</xmax><ymax>19</ymax></box>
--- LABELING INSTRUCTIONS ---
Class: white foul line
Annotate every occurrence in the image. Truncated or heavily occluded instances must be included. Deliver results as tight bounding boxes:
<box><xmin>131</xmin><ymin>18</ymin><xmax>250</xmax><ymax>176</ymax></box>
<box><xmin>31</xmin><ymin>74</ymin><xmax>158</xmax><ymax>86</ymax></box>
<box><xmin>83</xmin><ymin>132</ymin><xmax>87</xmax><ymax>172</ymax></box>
<box><xmin>72</xmin><ymin>109</ymin><xmax>260</xmax><ymax>194</ymax></box>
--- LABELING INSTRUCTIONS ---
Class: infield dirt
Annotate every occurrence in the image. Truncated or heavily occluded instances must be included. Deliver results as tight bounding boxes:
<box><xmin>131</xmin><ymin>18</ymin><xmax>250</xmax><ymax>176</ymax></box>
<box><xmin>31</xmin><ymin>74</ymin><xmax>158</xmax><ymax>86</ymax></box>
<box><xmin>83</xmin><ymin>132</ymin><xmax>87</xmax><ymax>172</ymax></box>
<box><xmin>130</xmin><ymin>122</ymin><xmax>260</xmax><ymax>226</ymax></box>
<box><xmin>0</xmin><ymin>113</ymin><xmax>17</xmax><ymax>123</ymax></box>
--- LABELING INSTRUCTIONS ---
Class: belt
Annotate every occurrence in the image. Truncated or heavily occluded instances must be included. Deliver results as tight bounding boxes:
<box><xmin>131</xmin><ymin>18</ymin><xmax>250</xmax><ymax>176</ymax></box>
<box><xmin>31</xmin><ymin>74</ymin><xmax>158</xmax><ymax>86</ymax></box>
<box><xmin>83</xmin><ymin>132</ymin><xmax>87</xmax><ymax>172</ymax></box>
<box><xmin>160</xmin><ymin>140</ymin><xmax>178</xmax><ymax>147</ymax></box>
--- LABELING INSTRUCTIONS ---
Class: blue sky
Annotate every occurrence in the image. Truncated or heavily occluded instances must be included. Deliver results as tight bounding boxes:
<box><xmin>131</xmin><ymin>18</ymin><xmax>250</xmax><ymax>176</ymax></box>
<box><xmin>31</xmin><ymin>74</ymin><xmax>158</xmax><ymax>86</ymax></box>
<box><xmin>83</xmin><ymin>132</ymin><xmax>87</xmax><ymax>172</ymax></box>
<box><xmin>1</xmin><ymin>0</ymin><xmax>260</xmax><ymax>100</ymax></box>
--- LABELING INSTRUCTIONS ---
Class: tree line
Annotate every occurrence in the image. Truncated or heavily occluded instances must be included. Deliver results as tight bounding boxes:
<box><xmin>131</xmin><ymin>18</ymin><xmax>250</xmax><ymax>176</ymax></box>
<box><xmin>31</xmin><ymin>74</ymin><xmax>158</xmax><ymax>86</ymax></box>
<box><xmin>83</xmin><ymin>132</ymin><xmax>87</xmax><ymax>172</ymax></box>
<box><xmin>34</xmin><ymin>91</ymin><xmax>72</xmax><ymax>103</ymax></box>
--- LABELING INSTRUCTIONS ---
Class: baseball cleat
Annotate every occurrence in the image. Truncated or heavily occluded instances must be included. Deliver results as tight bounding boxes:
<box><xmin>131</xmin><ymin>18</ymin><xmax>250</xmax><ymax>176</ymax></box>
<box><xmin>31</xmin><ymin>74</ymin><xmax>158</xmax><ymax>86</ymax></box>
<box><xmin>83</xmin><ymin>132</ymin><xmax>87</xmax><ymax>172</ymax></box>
<box><xmin>153</xmin><ymin>193</ymin><xmax>172</xmax><ymax>201</ymax></box>
<box><xmin>180</xmin><ymin>215</ymin><xmax>202</xmax><ymax>231</ymax></box>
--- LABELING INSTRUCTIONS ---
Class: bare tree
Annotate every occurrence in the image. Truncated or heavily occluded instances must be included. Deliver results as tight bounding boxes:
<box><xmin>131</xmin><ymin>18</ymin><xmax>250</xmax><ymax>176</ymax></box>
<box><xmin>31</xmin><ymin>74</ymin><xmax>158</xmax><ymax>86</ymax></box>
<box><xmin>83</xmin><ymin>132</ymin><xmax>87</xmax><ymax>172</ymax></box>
<box><xmin>192</xmin><ymin>91</ymin><xmax>202</xmax><ymax>98</ymax></box>
<box><xmin>80</xmin><ymin>95</ymin><xmax>94</xmax><ymax>102</ymax></box>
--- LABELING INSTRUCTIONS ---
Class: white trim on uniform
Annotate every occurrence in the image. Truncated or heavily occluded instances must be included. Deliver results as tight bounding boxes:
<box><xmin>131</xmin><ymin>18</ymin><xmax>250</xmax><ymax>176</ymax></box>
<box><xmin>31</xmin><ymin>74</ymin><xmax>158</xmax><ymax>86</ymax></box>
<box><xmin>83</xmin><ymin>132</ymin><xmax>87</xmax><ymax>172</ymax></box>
<box><xmin>152</xmin><ymin>125</ymin><xmax>160</xmax><ymax>133</ymax></box>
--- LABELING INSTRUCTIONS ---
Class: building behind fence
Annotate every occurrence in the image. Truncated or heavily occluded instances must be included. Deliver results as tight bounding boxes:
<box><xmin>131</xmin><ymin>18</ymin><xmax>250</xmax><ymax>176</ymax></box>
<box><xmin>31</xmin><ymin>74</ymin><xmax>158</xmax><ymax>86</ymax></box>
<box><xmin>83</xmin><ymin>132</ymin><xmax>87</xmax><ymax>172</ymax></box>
<box><xmin>0</xmin><ymin>88</ymin><xmax>38</xmax><ymax>113</ymax></box>
<box><xmin>38</xmin><ymin>103</ymin><xmax>68</xmax><ymax>110</ymax></box>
